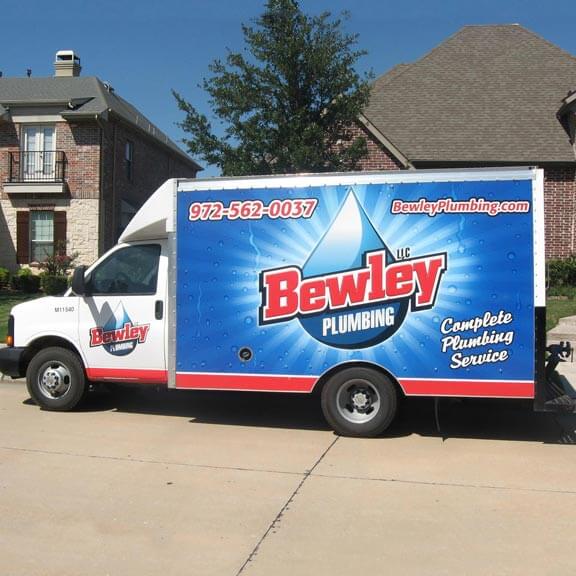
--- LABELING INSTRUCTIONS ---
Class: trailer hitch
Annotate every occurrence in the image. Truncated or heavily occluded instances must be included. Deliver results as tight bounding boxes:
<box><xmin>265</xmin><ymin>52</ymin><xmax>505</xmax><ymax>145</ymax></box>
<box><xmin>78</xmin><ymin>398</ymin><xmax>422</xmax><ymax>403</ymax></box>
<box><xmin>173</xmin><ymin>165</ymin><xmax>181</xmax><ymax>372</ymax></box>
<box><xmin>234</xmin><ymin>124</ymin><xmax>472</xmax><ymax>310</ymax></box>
<box><xmin>545</xmin><ymin>341</ymin><xmax>572</xmax><ymax>380</ymax></box>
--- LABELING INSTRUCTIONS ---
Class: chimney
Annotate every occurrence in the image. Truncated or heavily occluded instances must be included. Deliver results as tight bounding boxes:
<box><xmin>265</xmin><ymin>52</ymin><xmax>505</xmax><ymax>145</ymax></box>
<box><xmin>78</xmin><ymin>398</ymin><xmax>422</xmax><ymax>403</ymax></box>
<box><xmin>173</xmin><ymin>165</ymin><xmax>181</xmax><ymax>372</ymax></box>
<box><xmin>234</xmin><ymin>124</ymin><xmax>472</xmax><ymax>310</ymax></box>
<box><xmin>54</xmin><ymin>50</ymin><xmax>81</xmax><ymax>77</ymax></box>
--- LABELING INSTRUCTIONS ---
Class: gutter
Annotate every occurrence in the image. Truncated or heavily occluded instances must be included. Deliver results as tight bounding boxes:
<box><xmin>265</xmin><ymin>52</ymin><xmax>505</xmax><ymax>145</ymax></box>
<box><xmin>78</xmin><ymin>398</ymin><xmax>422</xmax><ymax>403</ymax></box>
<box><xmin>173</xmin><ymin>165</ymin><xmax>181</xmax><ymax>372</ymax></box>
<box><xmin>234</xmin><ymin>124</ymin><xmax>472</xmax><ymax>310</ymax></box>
<box><xmin>104</xmin><ymin>109</ymin><xmax>202</xmax><ymax>172</ymax></box>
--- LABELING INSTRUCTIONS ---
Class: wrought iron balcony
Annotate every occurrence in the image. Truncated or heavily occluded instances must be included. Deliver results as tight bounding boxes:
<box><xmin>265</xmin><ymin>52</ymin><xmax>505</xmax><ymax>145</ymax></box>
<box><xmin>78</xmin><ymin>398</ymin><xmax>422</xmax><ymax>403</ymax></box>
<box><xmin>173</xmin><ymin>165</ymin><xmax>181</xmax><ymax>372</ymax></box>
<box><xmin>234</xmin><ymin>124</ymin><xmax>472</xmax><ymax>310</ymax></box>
<box><xmin>7</xmin><ymin>150</ymin><xmax>66</xmax><ymax>183</ymax></box>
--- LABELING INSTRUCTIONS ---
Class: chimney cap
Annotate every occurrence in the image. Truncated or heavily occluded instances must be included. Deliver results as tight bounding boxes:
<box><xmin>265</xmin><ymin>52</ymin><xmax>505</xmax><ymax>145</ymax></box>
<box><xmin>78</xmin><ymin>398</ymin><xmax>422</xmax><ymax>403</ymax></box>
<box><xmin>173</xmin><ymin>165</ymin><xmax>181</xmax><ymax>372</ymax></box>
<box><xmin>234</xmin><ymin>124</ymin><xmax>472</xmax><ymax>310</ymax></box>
<box><xmin>55</xmin><ymin>50</ymin><xmax>81</xmax><ymax>64</ymax></box>
<box><xmin>54</xmin><ymin>50</ymin><xmax>82</xmax><ymax>77</ymax></box>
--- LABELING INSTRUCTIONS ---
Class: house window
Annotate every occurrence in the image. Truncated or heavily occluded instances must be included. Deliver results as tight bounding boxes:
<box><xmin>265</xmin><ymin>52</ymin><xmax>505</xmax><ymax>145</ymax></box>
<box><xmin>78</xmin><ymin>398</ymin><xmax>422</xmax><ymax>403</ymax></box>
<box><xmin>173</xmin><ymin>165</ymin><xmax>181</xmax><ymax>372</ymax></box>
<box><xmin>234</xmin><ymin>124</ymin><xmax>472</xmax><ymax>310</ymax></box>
<box><xmin>30</xmin><ymin>211</ymin><xmax>54</xmax><ymax>262</ymax></box>
<box><xmin>125</xmin><ymin>141</ymin><xmax>134</xmax><ymax>180</ymax></box>
<box><xmin>16</xmin><ymin>210</ymin><xmax>67</xmax><ymax>264</ymax></box>
<box><xmin>22</xmin><ymin>125</ymin><xmax>56</xmax><ymax>181</ymax></box>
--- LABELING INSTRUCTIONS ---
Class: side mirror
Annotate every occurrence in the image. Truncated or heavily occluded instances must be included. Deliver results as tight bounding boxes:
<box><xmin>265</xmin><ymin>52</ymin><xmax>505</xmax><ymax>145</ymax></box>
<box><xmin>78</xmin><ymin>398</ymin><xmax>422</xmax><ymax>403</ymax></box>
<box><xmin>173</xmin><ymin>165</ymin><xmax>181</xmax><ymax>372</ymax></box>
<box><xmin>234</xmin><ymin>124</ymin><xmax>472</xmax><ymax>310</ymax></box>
<box><xmin>71</xmin><ymin>266</ymin><xmax>87</xmax><ymax>296</ymax></box>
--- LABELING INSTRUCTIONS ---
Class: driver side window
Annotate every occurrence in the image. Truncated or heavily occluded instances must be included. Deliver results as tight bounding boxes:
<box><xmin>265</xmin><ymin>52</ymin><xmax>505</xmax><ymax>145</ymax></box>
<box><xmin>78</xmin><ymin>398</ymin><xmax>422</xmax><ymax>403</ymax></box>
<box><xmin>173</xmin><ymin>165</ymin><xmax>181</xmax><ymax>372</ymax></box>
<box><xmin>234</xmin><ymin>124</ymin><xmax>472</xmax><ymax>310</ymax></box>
<box><xmin>88</xmin><ymin>244</ymin><xmax>161</xmax><ymax>295</ymax></box>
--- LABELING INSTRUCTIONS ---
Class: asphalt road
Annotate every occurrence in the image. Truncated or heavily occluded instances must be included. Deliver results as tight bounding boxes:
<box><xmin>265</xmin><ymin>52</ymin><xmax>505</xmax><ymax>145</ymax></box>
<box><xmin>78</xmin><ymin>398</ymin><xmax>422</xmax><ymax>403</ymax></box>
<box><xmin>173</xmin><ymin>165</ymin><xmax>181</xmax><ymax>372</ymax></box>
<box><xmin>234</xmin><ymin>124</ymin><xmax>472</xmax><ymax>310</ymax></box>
<box><xmin>1</xmin><ymin>378</ymin><xmax>576</xmax><ymax>576</ymax></box>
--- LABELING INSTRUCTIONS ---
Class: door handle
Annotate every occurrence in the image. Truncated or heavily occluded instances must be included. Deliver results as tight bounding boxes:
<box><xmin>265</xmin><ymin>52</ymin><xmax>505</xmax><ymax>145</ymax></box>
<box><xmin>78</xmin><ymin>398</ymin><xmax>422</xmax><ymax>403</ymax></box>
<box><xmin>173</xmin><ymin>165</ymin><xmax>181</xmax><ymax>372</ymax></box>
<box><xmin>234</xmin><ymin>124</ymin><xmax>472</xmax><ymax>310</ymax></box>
<box><xmin>155</xmin><ymin>300</ymin><xmax>164</xmax><ymax>320</ymax></box>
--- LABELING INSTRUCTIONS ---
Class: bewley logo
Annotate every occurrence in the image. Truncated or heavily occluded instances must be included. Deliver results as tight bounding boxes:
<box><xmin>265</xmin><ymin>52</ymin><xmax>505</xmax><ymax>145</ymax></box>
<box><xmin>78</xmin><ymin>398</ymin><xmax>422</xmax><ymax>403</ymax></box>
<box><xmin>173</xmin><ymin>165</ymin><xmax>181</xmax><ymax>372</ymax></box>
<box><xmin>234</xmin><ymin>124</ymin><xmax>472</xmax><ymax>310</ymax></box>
<box><xmin>89</xmin><ymin>303</ymin><xmax>150</xmax><ymax>356</ymax></box>
<box><xmin>258</xmin><ymin>190</ymin><xmax>447</xmax><ymax>349</ymax></box>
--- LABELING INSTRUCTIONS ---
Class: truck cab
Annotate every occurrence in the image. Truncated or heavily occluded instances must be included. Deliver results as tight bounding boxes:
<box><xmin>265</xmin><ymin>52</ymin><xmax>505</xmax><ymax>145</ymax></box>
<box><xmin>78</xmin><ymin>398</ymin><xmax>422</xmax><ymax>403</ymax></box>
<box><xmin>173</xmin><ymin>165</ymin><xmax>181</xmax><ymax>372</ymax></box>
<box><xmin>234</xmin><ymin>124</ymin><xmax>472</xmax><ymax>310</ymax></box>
<box><xmin>1</xmin><ymin>180</ymin><xmax>173</xmax><ymax>409</ymax></box>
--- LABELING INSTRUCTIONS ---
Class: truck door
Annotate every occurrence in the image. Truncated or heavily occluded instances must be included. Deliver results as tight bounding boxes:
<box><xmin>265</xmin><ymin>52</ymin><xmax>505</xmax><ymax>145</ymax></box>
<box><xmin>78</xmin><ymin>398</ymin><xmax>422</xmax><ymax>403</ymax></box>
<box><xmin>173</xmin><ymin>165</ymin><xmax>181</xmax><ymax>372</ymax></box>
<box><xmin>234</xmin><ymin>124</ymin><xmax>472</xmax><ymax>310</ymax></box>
<box><xmin>77</xmin><ymin>242</ymin><xmax>167</xmax><ymax>384</ymax></box>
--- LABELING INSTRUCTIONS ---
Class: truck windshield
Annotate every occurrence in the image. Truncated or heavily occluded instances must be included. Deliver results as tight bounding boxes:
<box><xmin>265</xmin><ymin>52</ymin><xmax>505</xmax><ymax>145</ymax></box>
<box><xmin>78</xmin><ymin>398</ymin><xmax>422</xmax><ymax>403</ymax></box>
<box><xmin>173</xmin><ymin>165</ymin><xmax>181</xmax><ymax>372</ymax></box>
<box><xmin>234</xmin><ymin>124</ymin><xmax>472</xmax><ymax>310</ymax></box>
<box><xmin>87</xmin><ymin>244</ymin><xmax>161</xmax><ymax>295</ymax></box>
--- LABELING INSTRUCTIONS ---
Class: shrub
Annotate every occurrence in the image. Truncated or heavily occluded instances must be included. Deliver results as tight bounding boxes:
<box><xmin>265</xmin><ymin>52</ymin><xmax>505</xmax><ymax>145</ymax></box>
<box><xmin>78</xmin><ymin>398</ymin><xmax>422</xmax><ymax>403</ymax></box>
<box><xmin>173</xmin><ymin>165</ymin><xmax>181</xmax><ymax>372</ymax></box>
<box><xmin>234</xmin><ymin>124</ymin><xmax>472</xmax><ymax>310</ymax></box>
<box><xmin>11</xmin><ymin>268</ymin><xmax>41</xmax><ymax>293</ymax></box>
<box><xmin>40</xmin><ymin>274</ymin><xmax>69</xmax><ymax>295</ymax></box>
<box><xmin>0</xmin><ymin>267</ymin><xmax>10</xmax><ymax>290</ymax></box>
<box><xmin>39</xmin><ymin>246</ymin><xmax>78</xmax><ymax>277</ymax></box>
<box><xmin>547</xmin><ymin>256</ymin><xmax>576</xmax><ymax>289</ymax></box>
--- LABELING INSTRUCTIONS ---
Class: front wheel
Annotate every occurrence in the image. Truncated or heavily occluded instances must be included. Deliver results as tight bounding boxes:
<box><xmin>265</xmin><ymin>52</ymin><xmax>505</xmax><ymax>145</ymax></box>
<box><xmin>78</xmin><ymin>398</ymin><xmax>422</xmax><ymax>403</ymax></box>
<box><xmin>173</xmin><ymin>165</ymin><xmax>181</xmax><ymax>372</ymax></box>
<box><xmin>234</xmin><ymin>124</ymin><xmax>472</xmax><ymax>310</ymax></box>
<box><xmin>321</xmin><ymin>367</ymin><xmax>397</xmax><ymax>437</ymax></box>
<box><xmin>26</xmin><ymin>347</ymin><xmax>87</xmax><ymax>411</ymax></box>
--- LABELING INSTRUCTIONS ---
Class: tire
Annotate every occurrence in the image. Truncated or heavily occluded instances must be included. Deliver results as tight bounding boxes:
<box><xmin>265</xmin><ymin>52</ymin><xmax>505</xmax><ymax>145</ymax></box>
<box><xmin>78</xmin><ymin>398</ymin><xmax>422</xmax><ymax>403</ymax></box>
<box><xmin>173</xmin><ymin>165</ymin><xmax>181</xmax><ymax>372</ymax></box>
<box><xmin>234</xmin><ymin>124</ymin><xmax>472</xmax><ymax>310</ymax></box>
<box><xmin>321</xmin><ymin>367</ymin><xmax>397</xmax><ymax>437</ymax></box>
<box><xmin>26</xmin><ymin>347</ymin><xmax>87</xmax><ymax>411</ymax></box>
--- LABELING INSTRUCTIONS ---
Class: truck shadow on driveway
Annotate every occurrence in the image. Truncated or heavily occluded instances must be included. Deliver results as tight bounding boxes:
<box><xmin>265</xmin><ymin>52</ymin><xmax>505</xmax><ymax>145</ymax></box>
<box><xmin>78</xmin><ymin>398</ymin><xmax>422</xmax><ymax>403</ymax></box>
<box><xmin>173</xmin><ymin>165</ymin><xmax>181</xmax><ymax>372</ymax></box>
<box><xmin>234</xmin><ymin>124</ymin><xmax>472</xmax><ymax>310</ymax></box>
<box><xmin>62</xmin><ymin>387</ymin><xmax>576</xmax><ymax>444</ymax></box>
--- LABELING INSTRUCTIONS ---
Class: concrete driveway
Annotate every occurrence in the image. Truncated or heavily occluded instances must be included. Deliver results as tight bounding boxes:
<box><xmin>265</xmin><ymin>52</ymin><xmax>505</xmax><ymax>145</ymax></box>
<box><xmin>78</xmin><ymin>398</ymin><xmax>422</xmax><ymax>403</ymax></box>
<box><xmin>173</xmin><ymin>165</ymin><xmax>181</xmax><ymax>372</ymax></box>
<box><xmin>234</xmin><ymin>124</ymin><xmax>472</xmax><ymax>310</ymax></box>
<box><xmin>1</xmin><ymin>379</ymin><xmax>575</xmax><ymax>576</ymax></box>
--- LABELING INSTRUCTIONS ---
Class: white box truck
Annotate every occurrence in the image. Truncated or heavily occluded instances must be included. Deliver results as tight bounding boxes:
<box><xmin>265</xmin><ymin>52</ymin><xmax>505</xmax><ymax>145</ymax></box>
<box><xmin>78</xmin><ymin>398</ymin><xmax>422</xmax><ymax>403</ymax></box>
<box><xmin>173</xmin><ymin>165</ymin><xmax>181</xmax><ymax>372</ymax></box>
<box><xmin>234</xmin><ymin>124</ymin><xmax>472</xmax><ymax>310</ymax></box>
<box><xmin>0</xmin><ymin>168</ymin><xmax>573</xmax><ymax>436</ymax></box>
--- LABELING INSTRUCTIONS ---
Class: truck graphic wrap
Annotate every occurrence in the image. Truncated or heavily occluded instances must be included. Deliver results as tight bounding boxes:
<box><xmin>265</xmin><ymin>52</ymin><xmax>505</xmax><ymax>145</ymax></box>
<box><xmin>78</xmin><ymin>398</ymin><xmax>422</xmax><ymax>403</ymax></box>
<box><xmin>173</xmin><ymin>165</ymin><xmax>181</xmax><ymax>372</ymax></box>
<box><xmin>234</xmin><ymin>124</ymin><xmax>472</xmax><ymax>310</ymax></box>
<box><xmin>89</xmin><ymin>303</ymin><xmax>150</xmax><ymax>356</ymax></box>
<box><xmin>258</xmin><ymin>191</ymin><xmax>447</xmax><ymax>348</ymax></box>
<box><xmin>175</xmin><ymin>176</ymin><xmax>536</xmax><ymax>395</ymax></box>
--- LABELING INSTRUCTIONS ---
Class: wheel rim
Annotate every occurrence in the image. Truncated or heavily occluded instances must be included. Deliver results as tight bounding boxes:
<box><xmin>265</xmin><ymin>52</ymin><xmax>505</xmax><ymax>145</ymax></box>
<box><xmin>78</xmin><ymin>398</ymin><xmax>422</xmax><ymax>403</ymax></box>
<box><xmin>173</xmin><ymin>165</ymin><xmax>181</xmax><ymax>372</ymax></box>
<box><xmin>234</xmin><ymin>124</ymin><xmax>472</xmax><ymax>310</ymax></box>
<box><xmin>37</xmin><ymin>361</ymin><xmax>72</xmax><ymax>400</ymax></box>
<box><xmin>335</xmin><ymin>378</ymin><xmax>381</xmax><ymax>424</ymax></box>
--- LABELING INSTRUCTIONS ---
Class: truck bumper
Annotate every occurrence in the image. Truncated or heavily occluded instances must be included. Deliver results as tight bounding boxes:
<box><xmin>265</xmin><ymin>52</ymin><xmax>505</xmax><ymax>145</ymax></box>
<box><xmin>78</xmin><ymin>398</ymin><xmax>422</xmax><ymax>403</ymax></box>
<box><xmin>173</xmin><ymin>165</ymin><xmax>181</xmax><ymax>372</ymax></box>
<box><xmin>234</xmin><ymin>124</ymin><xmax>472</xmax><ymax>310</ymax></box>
<box><xmin>0</xmin><ymin>347</ymin><xmax>27</xmax><ymax>379</ymax></box>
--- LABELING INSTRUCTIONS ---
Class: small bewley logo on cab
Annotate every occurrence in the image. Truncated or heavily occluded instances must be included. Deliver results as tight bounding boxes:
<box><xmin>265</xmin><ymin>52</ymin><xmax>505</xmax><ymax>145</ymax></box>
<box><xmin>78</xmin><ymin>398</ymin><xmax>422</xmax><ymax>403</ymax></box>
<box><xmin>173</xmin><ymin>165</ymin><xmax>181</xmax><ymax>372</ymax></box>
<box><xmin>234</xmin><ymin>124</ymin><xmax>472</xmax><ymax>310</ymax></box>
<box><xmin>89</xmin><ymin>303</ymin><xmax>150</xmax><ymax>356</ymax></box>
<box><xmin>259</xmin><ymin>190</ymin><xmax>447</xmax><ymax>349</ymax></box>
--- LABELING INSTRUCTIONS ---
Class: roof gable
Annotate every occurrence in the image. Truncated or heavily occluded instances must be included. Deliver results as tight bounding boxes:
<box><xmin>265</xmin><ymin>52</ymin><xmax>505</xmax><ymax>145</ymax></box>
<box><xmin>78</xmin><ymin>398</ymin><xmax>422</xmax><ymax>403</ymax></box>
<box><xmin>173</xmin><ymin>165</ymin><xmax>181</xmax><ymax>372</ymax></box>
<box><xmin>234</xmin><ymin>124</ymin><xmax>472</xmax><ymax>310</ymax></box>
<box><xmin>365</xmin><ymin>25</ymin><xmax>576</xmax><ymax>164</ymax></box>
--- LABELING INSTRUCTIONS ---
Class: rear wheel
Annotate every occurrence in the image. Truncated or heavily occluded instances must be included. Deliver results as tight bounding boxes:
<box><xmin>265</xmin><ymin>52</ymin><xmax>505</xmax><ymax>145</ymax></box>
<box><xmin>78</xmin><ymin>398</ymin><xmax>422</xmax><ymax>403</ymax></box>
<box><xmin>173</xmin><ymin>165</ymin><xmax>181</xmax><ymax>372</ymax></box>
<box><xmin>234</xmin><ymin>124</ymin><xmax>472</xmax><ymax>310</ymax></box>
<box><xmin>26</xmin><ymin>347</ymin><xmax>87</xmax><ymax>411</ymax></box>
<box><xmin>321</xmin><ymin>367</ymin><xmax>397</xmax><ymax>437</ymax></box>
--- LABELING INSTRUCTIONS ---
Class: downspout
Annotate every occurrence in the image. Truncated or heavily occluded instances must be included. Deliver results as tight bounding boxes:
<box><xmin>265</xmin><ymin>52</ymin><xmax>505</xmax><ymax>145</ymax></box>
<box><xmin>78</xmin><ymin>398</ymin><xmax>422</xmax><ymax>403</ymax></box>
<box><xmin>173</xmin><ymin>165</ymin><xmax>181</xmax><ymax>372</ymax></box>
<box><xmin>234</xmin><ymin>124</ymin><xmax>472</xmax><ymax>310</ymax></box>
<box><xmin>95</xmin><ymin>109</ymin><xmax>117</xmax><ymax>251</ymax></box>
<box><xmin>95</xmin><ymin>114</ymin><xmax>105</xmax><ymax>256</ymax></box>
<box><xmin>572</xmin><ymin>114</ymin><xmax>576</xmax><ymax>255</ymax></box>
<box><xmin>556</xmin><ymin>105</ymin><xmax>576</xmax><ymax>256</ymax></box>
<box><xmin>111</xmin><ymin>117</ymin><xmax>117</xmax><ymax>244</ymax></box>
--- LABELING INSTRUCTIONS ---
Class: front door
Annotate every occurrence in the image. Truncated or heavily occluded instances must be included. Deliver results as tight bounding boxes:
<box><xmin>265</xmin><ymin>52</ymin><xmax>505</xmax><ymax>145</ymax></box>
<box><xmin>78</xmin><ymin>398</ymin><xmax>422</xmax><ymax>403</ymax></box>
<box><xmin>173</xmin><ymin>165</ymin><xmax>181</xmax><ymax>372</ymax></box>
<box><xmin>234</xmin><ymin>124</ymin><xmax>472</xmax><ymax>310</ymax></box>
<box><xmin>77</xmin><ymin>242</ymin><xmax>167</xmax><ymax>384</ymax></box>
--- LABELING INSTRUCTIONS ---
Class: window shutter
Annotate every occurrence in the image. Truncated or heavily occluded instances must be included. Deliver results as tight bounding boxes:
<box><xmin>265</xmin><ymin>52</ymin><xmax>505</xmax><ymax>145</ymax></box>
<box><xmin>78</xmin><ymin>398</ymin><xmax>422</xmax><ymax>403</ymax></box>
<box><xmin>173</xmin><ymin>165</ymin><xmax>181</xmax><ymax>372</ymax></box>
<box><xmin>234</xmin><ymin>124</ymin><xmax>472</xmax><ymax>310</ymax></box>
<box><xmin>54</xmin><ymin>211</ymin><xmax>67</xmax><ymax>255</ymax></box>
<box><xmin>16</xmin><ymin>211</ymin><xmax>30</xmax><ymax>264</ymax></box>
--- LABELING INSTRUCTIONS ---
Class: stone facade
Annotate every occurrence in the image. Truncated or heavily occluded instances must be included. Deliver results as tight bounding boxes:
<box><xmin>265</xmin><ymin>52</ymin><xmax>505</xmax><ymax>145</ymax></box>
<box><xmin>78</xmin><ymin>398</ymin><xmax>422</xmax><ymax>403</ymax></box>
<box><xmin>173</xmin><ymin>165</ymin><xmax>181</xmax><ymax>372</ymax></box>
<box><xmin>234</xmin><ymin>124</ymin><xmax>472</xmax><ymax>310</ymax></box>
<box><xmin>0</xmin><ymin>198</ymin><xmax>99</xmax><ymax>269</ymax></box>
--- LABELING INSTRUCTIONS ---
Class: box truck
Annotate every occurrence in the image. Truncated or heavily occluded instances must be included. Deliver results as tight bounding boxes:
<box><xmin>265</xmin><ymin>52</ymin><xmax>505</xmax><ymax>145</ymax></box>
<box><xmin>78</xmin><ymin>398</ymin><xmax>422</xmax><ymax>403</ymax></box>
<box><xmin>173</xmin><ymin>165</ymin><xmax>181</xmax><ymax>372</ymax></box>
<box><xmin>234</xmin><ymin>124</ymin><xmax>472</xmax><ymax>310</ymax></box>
<box><xmin>0</xmin><ymin>168</ymin><xmax>573</xmax><ymax>436</ymax></box>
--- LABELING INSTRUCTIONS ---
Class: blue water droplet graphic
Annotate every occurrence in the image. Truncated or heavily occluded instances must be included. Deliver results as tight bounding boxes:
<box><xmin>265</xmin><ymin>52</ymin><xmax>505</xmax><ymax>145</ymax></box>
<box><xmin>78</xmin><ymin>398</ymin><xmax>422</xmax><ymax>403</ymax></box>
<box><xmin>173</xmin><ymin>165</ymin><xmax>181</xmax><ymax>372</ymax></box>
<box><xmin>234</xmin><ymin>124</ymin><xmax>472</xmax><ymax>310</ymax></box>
<box><xmin>298</xmin><ymin>189</ymin><xmax>409</xmax><ymax>348</ymax></box>
<box><xmin>101</xmin><ymin>302</ymin><xmax>137</xmax><ymax>356</ymax></box>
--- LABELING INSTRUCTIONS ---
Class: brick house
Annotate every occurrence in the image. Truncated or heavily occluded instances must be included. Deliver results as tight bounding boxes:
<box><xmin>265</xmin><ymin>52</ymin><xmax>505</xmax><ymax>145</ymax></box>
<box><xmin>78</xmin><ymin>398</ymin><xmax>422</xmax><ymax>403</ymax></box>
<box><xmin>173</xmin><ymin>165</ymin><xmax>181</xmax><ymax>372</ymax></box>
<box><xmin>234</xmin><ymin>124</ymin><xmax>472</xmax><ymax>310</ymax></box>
<box><xmin>355</xmin><ymin>25</ymin><xmax>576</xmax><ymax>259</ymax></box>
<box><xmin>0</xmin><ymin>50</ymin><xmax>201</xmax><ymax>270</ymax></box>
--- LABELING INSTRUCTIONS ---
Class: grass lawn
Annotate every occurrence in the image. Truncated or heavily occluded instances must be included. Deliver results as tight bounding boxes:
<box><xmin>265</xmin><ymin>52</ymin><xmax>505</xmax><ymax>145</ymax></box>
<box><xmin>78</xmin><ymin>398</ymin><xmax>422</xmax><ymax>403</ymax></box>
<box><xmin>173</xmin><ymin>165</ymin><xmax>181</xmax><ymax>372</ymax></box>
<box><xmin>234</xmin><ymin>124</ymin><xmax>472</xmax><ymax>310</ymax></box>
<box><xmin>546</xmin><ymin>298</ymin><xmax>576</xmax><ymax>332</ymax></box>
<box><xmin>0</xmin><ymin>293</ymin><xmax>42</xmax><ymax>342</ymax></box>
<box><xmin>1</xmin><ymin>292</ymin><xmax>576</xmax><ymax>344</ymax></box>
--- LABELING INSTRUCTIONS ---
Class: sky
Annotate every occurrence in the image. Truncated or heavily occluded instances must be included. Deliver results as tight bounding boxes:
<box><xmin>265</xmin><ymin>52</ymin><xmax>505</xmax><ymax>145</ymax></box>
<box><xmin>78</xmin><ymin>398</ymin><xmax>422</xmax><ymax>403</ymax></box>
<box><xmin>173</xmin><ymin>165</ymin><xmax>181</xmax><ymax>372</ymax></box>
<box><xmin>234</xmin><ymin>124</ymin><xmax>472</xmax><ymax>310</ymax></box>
<box><xmin>1</xmin><ymin>0</ymin><xmax>575</xmax><ymax>176</ymax></box>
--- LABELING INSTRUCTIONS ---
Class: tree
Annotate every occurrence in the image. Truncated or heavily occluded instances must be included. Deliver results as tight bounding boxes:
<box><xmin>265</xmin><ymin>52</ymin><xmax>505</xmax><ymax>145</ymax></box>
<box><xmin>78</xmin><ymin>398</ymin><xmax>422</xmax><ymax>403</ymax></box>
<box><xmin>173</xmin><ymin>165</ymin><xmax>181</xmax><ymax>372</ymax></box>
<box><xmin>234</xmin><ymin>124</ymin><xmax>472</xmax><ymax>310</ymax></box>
<box><xmin>174</xmin><ymin>0</ymin><xmax>372</xmax><ymax>176</ymax></box>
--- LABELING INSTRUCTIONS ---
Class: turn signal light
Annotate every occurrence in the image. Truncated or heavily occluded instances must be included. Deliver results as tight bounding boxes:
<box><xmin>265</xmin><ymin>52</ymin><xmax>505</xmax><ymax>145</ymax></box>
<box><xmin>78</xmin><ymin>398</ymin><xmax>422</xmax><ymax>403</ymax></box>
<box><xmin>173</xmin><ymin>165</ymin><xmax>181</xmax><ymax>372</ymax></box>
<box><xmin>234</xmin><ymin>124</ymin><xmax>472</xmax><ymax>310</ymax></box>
<box><xmin>6</xmin><ymin>335</ymin><xmax>13</xmax><ymax>347</ymax></box>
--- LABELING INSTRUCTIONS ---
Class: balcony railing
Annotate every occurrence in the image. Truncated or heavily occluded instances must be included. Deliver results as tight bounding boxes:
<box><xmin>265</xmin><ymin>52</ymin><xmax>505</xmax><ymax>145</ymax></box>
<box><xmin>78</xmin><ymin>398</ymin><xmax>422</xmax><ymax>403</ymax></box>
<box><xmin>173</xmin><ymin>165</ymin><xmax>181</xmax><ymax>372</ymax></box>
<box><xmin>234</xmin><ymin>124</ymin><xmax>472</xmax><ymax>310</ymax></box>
<box><xmin>7</xmin><ymin>151</ymin><xmax>66</xmax><ymax>183</ymax></box>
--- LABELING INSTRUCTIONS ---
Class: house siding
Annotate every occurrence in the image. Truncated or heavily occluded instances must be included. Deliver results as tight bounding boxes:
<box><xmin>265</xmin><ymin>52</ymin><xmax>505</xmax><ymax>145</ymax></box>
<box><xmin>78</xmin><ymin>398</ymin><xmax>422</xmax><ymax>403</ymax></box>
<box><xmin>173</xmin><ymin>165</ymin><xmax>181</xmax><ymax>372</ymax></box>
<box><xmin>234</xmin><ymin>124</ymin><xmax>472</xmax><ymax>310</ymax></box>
<box><xmin>543</xmin><ymin>167</ymin><xmax>576</xmax><ymax>259</ymax></box>
<box><xmin>352</xmin><ymin>124</ymin><xmax>404</xmax><ymax>171</ymax></box>
<box><xmin>0</xmin><ymin>120</ymin><xmax>101</xmax><ymax>268</ymax></box>
<box><xmin>57</xmin><ymin>121</ymin><xmax>101</xmax><ymax>199</ymax></box>
<box><xmin>0</xmin><ymin>116</ymin><xmax>198</xmax><ymax>270</ymax></box>
<box><xmin>99</xmin><ymin>120</ymin><xmax>198</xmax><ymax>252</ymax></box>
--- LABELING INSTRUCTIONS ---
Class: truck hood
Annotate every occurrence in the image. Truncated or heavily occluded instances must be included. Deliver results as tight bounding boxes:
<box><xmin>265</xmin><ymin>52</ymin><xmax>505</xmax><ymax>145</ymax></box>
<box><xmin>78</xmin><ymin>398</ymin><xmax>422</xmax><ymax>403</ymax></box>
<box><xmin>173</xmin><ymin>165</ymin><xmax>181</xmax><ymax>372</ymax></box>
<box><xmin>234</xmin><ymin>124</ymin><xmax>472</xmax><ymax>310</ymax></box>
<box><xmin>11</xmin><ymin>295</ymin><xmax>64</xmax><ymax>317</ymax></box>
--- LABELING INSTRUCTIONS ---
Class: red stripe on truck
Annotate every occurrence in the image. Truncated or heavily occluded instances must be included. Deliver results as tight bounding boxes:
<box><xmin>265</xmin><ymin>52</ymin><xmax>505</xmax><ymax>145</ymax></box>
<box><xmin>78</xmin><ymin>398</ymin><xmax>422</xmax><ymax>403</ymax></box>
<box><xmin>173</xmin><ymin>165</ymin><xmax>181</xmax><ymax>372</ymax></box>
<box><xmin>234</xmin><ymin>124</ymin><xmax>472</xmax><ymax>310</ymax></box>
<box><xmin>175</xmin><ymin>372</ymin><xmax>316</xmax><ymax>392</ymax></box>
<box><xmin>86</xmin><ymin>369</ymin><xmax>534</xmax><ymax>398</ymax></box>
<box><xmin>86</xmin><ymin>368</ymin><xmax>168</xmax><ymax>384</ymax></box>
<box><xmin>399</xmin><ymin>378</ymin><xmax>535</xmax><ymax>398</ymax></box>
<box><xmin>178</xmin><ymin>373</ymin><xmax>534</xmax><ymax>397</ymax></box>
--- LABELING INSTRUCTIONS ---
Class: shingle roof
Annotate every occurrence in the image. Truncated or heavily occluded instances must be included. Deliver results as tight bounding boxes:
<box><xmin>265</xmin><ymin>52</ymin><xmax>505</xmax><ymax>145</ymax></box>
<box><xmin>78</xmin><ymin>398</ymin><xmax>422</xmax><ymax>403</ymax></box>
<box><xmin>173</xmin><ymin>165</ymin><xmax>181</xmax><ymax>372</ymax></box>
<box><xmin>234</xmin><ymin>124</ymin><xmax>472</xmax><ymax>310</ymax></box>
<box><xmin>0</xmin><ymin>76</ymin><xmax>201</xmax><ymax>170</ymax></box>
<box><xmin>364</xmin><ymin>25</ymin><xmax>576</xmax><ymax>164</ymax></box>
